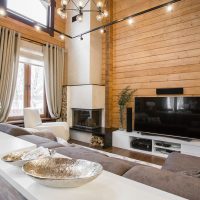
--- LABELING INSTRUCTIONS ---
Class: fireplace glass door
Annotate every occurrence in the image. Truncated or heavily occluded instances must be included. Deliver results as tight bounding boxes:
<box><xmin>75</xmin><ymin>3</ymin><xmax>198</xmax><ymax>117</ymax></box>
<box><xmin>73</xmin><ymin>109</ymin><xmax>102</xmax><ymax>130</ymax></box>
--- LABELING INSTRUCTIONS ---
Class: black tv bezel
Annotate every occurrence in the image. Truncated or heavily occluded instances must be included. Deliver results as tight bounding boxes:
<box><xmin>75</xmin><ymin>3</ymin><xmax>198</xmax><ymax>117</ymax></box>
<box><xmin>134</xmin><ymin>96</ymin><xmax>200</xmax><ymax>141</ymax></box>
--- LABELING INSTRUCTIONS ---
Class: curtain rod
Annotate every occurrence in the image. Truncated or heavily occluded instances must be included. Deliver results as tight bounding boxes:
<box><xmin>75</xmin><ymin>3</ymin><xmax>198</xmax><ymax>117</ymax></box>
<box><xmin>21</xmin><ymin>37</ymin><xmax>45</xmax><ymax>46</ymax></box>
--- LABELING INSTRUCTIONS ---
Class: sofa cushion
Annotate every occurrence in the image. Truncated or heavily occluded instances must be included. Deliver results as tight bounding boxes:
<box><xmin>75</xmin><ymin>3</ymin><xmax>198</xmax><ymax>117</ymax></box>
<box><xmin>56</xmin><ymin>146</ymin><xmax>138</xmax><ymax>176</ymax></box>
<box><xmin>0</xmin><ymin>123</ymin><xmax>31</xmax><ymax>137</ymax></box>
<box><xmin>31</xmin><ymin>131</ymin><xmax>57</xmax><ymax>142</ymax></box>
<box><xmin>38</xmin><ymin>141</ymin><xmax>65</xmax><ymax>149</ymax></box>
<box><xmin>18</xmin><ymin>135</ymin><xmax>51</xmax><ymax>145</ymax></box>
<box><xmin>123</xmin><ymin>165</ymin><xmax>200</xmax><ymax>200</ymax></box>
<box><xmin>162</xmin><ymin>152</ymin><xmax>200</xmax><ymax>172</ymax></box>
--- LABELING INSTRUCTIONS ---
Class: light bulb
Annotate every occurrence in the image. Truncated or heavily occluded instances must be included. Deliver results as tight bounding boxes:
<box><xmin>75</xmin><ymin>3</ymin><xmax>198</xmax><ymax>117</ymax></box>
<box><xmin>59</xmin><ymin>34</ymin><xmax>65</xmax><ymax>40</ymax></box>
<box><xmin>97</xmin><ymin>1</ymin><xmax>103</xmax><ymax>8</ymax></box>
<box><xmin>166</xmin><ymin>5</ymin><xmax>173</xmax><ymax>12</ymax></box>
<box><xmin>62</xmin><ymin>0</ymin><xmax>68</xmax><ymax>6</ymax></box>
<box><xmin>103</xmin><ymin>10</ymin><xmax>108</xmax><ymax>17</ymax></box>
<box><xmin>78</xmin><ymin>0</ymin><xmax>84</xmax><ymax>8</ymax></box>
<box><xmin>57</xmin><ymin>8</ymin><xmax>67</xmax><ymax>19</ymax></box>
<box><xmin>96</xmin><ymin>13</ymin><xmax>103</xmax><ymax>21</ymax></box>
<box><xmin>34</xmin><ymin>25</ymin><xmax>41</xmax><ymax>32</ymax></box>
<box><xmin>76</xmin><ymin>14</ymin><xmax>83</xmax><ymax>22</ymax></box>
<box><xmin>100</xmin><ymin>28</ymin><xmax>104</xmax><ymax>34</ymax></box>
<box><xmin>0</xmin><ymin>8</ymin><xmax>6</xmax><ymax>17</ymax></box>
<box><xmin>127</xmin><ymin>17</ymin><xmax>134</xmax><ymax>25</ymax></box>
<box><xmin>100</xmin><ymin>28</ymin><xmax>106</xmax><ymax>34</ymax></box>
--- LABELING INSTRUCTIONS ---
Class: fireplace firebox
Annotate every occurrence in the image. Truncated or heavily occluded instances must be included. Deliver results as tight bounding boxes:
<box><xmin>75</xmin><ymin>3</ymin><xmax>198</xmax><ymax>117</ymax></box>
<box><xmin>72</xmin><ymin>109</ymin><xmax>102</xmax><ymax>130</ymax></box>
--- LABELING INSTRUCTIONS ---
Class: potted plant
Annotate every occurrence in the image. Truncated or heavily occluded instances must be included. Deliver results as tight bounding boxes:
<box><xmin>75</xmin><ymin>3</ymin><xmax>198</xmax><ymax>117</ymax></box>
<box><xmin>118</xmin><ymin>86</ymin><xmax>135</xmax><ymax>130</ymax></box>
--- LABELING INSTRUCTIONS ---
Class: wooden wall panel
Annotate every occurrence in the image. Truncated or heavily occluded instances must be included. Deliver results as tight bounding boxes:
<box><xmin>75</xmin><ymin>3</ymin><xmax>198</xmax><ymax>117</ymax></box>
<box><xmin>105</xmin><ymin>0</ymin><xmax>200</xmax><ymax>128</ymax></box>
<box><xmin>0</xmin><ymin>0</ymin><xmax>65</xmax><ymax>47</ymax></box>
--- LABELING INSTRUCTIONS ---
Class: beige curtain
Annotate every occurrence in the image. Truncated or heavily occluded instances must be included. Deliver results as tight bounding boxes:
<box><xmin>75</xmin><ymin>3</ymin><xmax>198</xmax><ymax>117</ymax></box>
<box><xmin>0</xmin><ymin>27</ymin><xmax>21</xmax><ymax>122</ymax></box>
<box><xmin>44</xmin><ymin>44</ymin><xmax>64</xmax><ymax>118</ymax></box>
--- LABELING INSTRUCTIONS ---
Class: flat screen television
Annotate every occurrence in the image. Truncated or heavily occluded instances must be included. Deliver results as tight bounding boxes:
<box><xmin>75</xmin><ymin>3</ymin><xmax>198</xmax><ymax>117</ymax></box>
<box><xmin>134</xmin><ymin>97</ymin><xmax>200</xmax><ymax>140</ymax></box>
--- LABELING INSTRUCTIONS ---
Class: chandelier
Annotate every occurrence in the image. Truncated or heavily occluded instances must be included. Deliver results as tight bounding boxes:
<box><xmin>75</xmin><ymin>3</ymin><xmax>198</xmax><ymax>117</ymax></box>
<box><xmin>57</xmin><ymin>0</ymin><xmax>108</xmax><ymax>22</ymax></box>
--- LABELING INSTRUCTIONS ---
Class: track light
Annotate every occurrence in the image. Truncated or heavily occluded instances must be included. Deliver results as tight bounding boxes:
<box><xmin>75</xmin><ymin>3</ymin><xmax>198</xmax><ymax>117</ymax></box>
<box><xmin>166</xmin><ymin>4</ymin><xmax>173</xmax><ymax>12</ymax></box>
<box><xmin>127</xmin><ymin>17</ymin><xmax>134</xmax><ymax>25</ymax></box>
<box><xmin>59</xmin><ymin>34</ymin><xmax>65</xmax><ymax>40</ymax></box>
<box><xmin>80</xmin><ymin>35</ymin><xmax>83</xmax><ymax>40</ymax></box>
<box><xmin>77</xmin><ymin>13</ymin><xmax>83</xmax><ymax>22</ymax></box>
<box><xmin>100</xmin><ymin>27</ymin><xmax>106</xmax><ymax>34</ymax></box>
<box><xmin>34</xmin><ymin>25</ymin><xmax>41</xmax><ymax>32</ymax></box>
<box><xmin>0</xmin><ymin>8</ymin><xmax>6</xmax><ymax>17</ymax></box>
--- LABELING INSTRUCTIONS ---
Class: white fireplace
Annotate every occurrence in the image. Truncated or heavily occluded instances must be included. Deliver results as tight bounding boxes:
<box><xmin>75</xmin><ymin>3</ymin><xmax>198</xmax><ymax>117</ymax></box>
<box><xmin>67</xmin><ymin>85</ymin><xmax>105</xmax><ymax>129</ymax></box>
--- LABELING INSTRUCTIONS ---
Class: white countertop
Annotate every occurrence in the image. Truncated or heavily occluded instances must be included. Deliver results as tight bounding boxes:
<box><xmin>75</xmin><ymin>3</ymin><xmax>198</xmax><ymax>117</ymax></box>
<box><xmin>0</xmin><ymin>131</ymin><xmax>186</xmax><ymax>200</ymax></box>
<box><xmin>0</xmin><ymin>131</ymin><xmax>36</xmax><ymax>156</ymax></box>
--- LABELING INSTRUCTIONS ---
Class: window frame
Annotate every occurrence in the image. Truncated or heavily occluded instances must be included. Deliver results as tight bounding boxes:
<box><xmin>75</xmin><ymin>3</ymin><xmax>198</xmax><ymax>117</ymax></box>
<box><xmin>0</xmin><ymin>0</ymin><xmax>55</xmax><ymax>36</ymax></box>
<box><xmin>8</xmin><ymin>63</ymin><xmax>48</xmax><ymax>121</ymax></box>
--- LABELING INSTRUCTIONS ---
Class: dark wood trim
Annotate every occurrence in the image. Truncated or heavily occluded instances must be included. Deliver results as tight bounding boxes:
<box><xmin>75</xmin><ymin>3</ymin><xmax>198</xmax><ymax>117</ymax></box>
<box><xmin>48</xmin><ymin>0</ymin><xmax>55</xmax><ymax>36</ymax></box>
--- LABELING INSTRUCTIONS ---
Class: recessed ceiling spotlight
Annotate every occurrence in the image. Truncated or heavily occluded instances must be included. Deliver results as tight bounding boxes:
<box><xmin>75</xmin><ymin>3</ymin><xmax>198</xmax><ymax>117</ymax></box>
<box><xmin>166</xmin><ymin>4</ymin><xmax>173</xmax><ymax>12</ymax></box>
<box><xmin>59</xmin><ymin>34</ymin><xmax>65</xmax><ymax>40</ymax></box>
<box><xmin>127</xmin><ymin>17</ymin><xmax>134</xmax><ymax>25</ymax></box>
<box><xmin>0</xmin><ymin>8</ymin><xmax>6</xmax><ymax>17</ymax></box>
<box><xmin>34</xmin><ymin>25</ymin><xmax>41</xmax><ymax>32</ymax></box>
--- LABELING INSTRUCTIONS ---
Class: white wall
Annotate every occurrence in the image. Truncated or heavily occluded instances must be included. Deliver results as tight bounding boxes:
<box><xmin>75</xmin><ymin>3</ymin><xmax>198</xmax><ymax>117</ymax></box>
<box><xmin>66</xmin><ymin>1</ymin><xmax>102</xmax><ymax>85</ymax></box>
<box><xmin>67</xmin><ymin>85</ymin><xmax>105</xmax><ymax>127</ymax></box>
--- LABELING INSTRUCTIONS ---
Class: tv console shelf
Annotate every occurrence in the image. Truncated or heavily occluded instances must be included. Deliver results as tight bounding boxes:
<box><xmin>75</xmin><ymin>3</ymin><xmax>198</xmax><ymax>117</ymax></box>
<box><xmin>112</xmin><ymin>130</ymin><xmax>200</xmax><ymax>158</ymax></box>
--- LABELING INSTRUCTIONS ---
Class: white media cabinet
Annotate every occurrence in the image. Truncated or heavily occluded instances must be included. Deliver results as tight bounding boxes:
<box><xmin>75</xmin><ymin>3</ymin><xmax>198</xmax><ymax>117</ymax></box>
<box><xmin>112</xmin><ymin>130</ymin><xmax>200</xmax><ymax>158</ymax></box>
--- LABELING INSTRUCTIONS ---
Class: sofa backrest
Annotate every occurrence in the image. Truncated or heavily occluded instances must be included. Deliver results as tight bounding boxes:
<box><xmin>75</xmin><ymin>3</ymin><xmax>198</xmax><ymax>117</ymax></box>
<box><xmin>0</xmin><ymin>123</ymin><xmax>31</xmax><ymax>137</ymax></box>
<box><xmin>162</xmin><ymin>152</ymin><xmax>200</xmax><ymax>172</ymax></box>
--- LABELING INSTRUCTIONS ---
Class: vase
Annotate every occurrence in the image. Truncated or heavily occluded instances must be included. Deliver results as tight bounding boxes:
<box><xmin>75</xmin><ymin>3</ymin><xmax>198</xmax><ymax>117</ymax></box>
<box><xmin>119</xmin><ymin>105</ymin><xmax>125</xmax><ymax>131</ymax></box>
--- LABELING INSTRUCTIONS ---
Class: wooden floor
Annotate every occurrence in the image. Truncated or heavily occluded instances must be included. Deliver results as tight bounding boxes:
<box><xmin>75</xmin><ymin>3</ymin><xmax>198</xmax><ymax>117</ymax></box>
<box><xmin>69</xmin><ymin>139</ymin><xmax>165</xmax><ymax>166</ymax></box>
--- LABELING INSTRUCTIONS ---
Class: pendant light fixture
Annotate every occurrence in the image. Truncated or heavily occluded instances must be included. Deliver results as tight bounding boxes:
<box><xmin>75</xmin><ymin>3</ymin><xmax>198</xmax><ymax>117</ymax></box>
<box><xmin>57</xmin><ymin>0</ymin><xmax>109</xmax><ymax>22</ymax></box>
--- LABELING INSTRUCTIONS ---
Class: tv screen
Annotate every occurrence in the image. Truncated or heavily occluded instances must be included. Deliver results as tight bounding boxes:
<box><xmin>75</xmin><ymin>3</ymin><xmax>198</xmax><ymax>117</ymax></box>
<box><xmin>134</xmin><ymin>97</ymin><xmax>200</xmax><ymax>140</ymax></box>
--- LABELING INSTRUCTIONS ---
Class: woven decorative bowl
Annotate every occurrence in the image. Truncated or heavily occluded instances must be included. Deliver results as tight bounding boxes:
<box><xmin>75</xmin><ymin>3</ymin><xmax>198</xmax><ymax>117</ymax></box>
<box><xmin>2</xmin><ymin>151</ymin><xmax>29</xmax><ymax>167</ymax></box>
<box><xmin>22</xmin><ymin>157</ymin><xmax>103</xmax><ymax>188</ymax></box>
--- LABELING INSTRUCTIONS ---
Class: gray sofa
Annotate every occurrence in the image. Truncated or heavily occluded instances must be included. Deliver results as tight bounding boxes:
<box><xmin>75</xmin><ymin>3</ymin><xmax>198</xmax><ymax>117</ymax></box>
<box><xmin>0</xmin><ymin>123</ymin><xmax>200</xmax><ymax>200</ymax></box>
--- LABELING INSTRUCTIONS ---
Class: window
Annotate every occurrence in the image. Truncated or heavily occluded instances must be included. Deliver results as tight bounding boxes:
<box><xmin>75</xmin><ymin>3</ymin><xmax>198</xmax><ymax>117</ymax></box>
<box><xmin>7</xmin><ymin>0</ymin><xmax>48</xmax><ymax>26</ymax></box>
<box><xmin>9</xmin><ymin>63</ymin><xmax>46</xmax><ymax>118</ymax></box>
<box><xmin>1</xmin><ymin>0</ymin><xmax>55</xmax><ymax>35</ymax></box>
